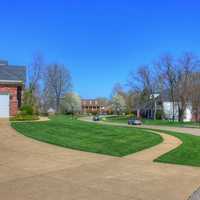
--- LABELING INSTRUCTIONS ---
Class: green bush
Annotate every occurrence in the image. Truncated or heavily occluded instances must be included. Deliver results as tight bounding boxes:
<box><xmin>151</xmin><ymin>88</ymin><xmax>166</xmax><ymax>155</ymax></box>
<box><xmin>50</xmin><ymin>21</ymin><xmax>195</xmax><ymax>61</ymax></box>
<box><xmin>20</xmin><ymin>105</ymin><xmax>34</xmax><ymax>115</ymax></box>
<box><xmin>107</xmin><ymin>114</ymin><xmax>135</xmax><ymax>120</ymax></box>
<box><xmin>156</xmin><ymin>110</ymin><xmax>164</xmax><ymax>120</ymax></box>
<box><xmin>10</xmin><ymin>114</ymin><xmax>39</xmax><ymax>121</ymax></box>
<box><xmin>91</xmin><ymin>111</ymin><xmax>99</xmax><ymax>116</ymax></box>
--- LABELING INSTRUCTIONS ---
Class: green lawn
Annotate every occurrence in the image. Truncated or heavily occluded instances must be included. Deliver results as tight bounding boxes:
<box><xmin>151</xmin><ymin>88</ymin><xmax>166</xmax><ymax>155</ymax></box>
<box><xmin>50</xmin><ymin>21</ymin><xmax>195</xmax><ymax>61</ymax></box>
<box><xmin>105</xmin><ymin>115</ymin><xmax>200</xmax><ymax>127</ymax></box>
<box><xmin>11</xmin><ymin>115</ymin><xmax>162</xmax><ymax>157</ymax></box>
<box><xmin>154</xmin><ymin>129</ymin><xmax>200</xmax><ymax>167</ymax></box>
<box><xmin>12</xmin><ymin>115</ymin><xmax>200</xmax><ymax>167</ymax></box>
<box><xmin>105</xmin><ymin>117</ymin><xmax>200</xmax><ymax>166</ymax></box>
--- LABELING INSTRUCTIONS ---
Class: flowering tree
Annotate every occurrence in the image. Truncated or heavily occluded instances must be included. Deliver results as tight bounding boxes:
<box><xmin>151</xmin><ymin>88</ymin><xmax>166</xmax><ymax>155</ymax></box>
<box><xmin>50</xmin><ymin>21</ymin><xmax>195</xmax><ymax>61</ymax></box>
<box><xmin>62</xmin><ymin>93</ymin><xmax>81</xmax><ymax>115</ymax></box>
<box><xmin>112</xmin><ymin>94</ymin><xmax>126</xmax><ymax>115</ymax></box>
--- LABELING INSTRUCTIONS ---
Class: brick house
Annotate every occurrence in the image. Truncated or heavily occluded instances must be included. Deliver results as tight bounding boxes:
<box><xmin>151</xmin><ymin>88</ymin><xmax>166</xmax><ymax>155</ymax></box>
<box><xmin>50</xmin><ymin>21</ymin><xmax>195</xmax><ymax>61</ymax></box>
<box><xmin>0</xmin><ymin>60</ymin><xmax>26</xmax><ymax>117</ymax></box>
<box><xmin>81</xmin><ymin>99</ymin><xmax>106</xmax><ymax>114</ymax></box>
<box><xmin>81</xmin><ymin>98</ymin><xmax>113</xmax><ymax>114</ymax></box>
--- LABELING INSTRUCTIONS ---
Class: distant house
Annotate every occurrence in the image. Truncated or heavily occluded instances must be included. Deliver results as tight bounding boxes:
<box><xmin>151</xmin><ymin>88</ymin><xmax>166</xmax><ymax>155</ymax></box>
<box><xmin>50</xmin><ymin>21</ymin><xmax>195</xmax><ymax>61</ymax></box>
<box><xmin>162</xmin><ymin>102</ymin><xmax>192</xmax><ymax>122</ymax></box>
<box><xmin>141</xmin><ymin>92</ymin><xmax>193</xmax><ymax>122</ymax></box>
<box><xmin>0</xmin><ymin>60</ymin><xmax>26</xmax><ymax>117</ymax></box>
<box><xmin>81</xmin><ymin>99</ymin><xmax>106</xmax><ymax>114</ymax></box>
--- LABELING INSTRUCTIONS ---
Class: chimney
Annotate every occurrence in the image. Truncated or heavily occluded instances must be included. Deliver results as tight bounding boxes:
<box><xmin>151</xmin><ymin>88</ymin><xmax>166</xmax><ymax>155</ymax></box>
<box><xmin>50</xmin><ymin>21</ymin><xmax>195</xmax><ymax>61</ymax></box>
<box><xmin>0</xmin><ymin>60</ymin><xmax>8</xmax><ymax>66</ymax></box>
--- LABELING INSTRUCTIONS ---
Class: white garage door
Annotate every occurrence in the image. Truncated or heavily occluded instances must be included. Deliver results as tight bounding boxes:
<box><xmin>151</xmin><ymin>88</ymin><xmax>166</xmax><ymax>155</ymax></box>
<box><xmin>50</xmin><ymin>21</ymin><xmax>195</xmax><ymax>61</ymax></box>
<box><xmin>0</xmin><ymin>94</ymin><xmax>9</xmax><ymax>118</ymax></box>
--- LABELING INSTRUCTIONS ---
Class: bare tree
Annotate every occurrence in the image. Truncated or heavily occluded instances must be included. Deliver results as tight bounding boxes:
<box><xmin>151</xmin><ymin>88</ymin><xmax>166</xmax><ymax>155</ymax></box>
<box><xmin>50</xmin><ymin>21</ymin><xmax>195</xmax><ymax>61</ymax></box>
<box><xmin>111</xmin><ymin>83</ymin><xmax>126</xmax><ymax>97</ymax></box>
<box><xmin>24</xmin><ymin>53</ymin><xmax>44</xmax><ymax>113</ymax></box>
<box><xmin>126</xmin><ymin>52</ymin><xmax>200</xmax><ymax>122</ymax></box>
<box><xmin>128</xmin><ymin>65</ymin><xmax>158</xmax><ymax>119</ymax></box>
<box><xmin>157</xmin><ymin>54</ymin><xmax>178</xmax><ymax>121</ymax></box>
<box><xmin>153</xmin><ymin>52</ymin><xmax>200</xmax><ymax>122</ymax></box>
<box><xmin>190</xmin><ymin>73</ymin><xmax>200</xmax><ymax>122</ymax></box>
<box><xmin>124</xmin><ymin>91</ymin><xmax>134</xmax><ymax>114</ymax></box>
<box><xmin>96</xmin><ymin>97</ymin><xmax>110</xmax><ymax>107</ymax></box>
<box><xmin>28</xmin><ymin>53</ymin><xmax>44</xmax><ymax>90</ymax></box>
<box><xmin>126</xmin><ymin>90</ymin><xmax>141</xmax><ymax>117</ymax></box>
<box><xmin>44</xmin><ymin>63</ymin><xmax>72</xmax><ymax>112</ymax></box>
<box><xmin>175</xmin><ymin>53</ymin><xmax>198</xmax><ymax>121</ymax></box>
<box><xmin>154</xmin><ymin>70</ymin><xmax>165</xmax><ymax>119</ymax></box>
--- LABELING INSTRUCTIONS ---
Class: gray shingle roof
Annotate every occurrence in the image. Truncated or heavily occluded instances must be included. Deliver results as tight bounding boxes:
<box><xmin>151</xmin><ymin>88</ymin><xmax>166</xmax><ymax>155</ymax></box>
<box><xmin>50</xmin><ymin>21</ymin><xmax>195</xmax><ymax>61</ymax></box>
<box><xmin>0</xmin><ymin>63</ymin><xmax>26</xmax><ymax>83</ymax></box>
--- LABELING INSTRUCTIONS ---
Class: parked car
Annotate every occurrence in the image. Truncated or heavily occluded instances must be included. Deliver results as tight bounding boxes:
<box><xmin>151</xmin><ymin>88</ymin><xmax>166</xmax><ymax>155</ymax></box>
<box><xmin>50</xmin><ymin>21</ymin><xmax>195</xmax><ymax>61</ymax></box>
<box><xmin>128</xmin><ymin>119</ymin><xmax>142</xmax><ymax>125</ymax></box>
<box><xmin>93</xmin><ymin>116</ymin><xmax>100</xmax><ymax>121</ymax></box>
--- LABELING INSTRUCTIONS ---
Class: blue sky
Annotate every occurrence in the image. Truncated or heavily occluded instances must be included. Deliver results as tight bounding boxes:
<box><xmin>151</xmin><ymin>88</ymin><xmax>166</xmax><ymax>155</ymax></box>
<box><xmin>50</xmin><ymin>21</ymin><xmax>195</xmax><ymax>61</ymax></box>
<box><xmin>1</xmin><ymin>0</ymin><xmax>200</xmax><ymax>98</ymax></box>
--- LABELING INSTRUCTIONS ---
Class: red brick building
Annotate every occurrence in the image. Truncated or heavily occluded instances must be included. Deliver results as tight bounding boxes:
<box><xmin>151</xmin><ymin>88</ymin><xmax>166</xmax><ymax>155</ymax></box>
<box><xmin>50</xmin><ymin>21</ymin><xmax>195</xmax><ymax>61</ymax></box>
<box><xmin>81</xmin><ymin>99</ymin><xmax>106</xmax><ymax>114</ymax></box>
<box><xmin>0</xmin><ymin>60</ymin><xmax>26</xmax><ymax>117</ymax></box>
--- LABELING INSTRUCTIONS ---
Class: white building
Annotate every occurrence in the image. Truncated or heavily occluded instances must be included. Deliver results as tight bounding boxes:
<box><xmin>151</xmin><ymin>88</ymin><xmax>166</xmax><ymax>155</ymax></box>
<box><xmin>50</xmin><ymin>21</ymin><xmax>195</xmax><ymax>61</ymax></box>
<box><xmin>163</xmin><ymin>102</ymin><xmax>192</xmax><ymax>122</ymax></box>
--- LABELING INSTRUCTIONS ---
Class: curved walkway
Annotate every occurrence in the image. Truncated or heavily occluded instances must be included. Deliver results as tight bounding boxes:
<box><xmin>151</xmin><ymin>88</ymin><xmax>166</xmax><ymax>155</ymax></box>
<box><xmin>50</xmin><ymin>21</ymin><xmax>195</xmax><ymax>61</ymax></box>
<box><xmin>0</xmin><ymin>119</ymin><xmax>200</xmax><ymax>199</ymax></box>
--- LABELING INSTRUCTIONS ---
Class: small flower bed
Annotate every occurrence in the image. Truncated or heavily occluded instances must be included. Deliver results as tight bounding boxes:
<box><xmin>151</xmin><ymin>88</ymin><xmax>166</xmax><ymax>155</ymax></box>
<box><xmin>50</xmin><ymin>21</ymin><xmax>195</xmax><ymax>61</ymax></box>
<box><xmin>10</xmin><ymin>114</ymin><xmax>39</xmax><ymax>121</ymax></box>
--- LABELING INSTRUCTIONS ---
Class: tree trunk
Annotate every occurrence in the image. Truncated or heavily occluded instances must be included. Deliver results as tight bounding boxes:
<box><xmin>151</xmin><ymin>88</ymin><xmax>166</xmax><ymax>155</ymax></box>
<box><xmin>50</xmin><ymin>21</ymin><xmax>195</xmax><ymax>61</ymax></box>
<box><xmin>56</xmin><ymin>97</ymin><xmax>60</xmax><ymax>113</ymax></box>
<box><xmin>136</xmin><ymin>109</ymin><xmax>140</xmax><ymax>119</ymax></box>
<box><xmin>154</xmin><ymin>100</ymin><xmax>157</xmax><ymax>120</ymax></box>
<box><xmin>172</xmin><ymin>101</ymin><xmax>175</xmax><ymax>122</ymax></box>
<box><xmin>171</xmin><ymin>89</ymin><xmax>175</xmax><ymax>122</ymax></box>
<box><xmin>195</xmin><ymin>111</ymin><xmax>198</xmax><ymax>123</ymax></box>
<box><xmin>178</xmin><ymin>107</ymin><xmax>184</xmax><ymax>122</ymax></box>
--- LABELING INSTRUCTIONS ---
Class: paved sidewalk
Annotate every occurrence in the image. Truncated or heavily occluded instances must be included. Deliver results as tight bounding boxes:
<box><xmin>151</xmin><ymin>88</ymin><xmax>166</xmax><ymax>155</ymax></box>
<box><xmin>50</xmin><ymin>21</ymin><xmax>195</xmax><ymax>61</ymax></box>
<box><xmin>0</xmin><ymin>119</ymin><xmax>200</xmax><ymax>199</ymax></box>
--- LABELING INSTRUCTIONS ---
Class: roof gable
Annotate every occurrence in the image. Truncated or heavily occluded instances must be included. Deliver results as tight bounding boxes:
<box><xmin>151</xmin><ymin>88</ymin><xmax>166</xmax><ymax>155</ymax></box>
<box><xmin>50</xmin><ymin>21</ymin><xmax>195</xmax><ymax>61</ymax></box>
<box><xmin>0</xmin><ymin>63</ymin><xmax>26</xmax><ymax>83</ymax></box>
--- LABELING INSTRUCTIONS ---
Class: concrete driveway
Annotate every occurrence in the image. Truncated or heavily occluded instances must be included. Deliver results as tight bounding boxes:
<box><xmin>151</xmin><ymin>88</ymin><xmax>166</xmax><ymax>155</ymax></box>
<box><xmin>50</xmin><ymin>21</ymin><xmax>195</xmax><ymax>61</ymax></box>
<box><xmin>1</xmin><ymin>119</ymin><xmax>200</xmax><ymax>200</ymax></box>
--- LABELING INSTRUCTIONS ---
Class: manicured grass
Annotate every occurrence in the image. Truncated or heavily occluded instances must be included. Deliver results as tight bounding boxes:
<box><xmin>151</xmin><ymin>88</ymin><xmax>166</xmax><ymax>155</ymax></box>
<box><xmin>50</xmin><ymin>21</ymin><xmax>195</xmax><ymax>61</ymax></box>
<box><xmin>106</xmin><ymin>115</ymin><xmax>200</xmax><ymax>127</ymax></box>
<box><xmin>11</xmin><ymin>115</ymin><xmax>200</xmax><ymax>167</ymax></box>
<box><xmin>11</xmin><ymin>115</ymin><xmax>162</xmax><ymax>157</ymax></box>
<box><xmin>154</xmin><ymin>129</ymin><xmax>200</xmax><ymax>167</ymax></box>
<box><xmin>143</xmin><ymin>120</ymin><xmax>199</xmax><ymax>127</ymax></box>
<box><xmin>106</xmin><ymin>117</ymin><xmax>200</xmax><ymax>166</ymax></box>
